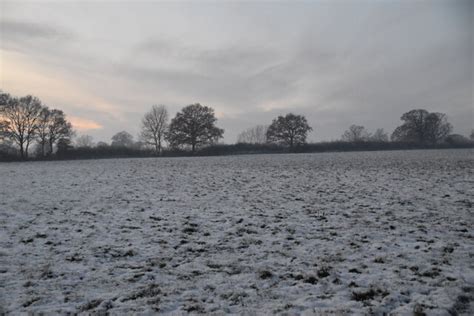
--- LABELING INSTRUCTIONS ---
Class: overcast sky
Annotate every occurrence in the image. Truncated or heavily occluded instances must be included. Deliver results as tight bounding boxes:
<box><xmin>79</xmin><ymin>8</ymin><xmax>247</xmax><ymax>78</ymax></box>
<box><xmin>1</xmin><ymin>0</ymin><xmax>472</xmax><ymax>143</ymax></box>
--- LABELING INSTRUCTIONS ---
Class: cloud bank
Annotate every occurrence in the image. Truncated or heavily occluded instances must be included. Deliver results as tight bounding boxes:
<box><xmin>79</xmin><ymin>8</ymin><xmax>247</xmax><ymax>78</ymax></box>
<box><xmin>1</xmin><ymin>0</ymin><xmax>472</xmax><ymax>143</ymax></box>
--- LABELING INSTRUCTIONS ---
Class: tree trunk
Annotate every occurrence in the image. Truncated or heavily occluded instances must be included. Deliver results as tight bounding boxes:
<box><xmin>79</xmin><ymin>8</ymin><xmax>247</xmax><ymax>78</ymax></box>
<box><xmin>18</xmin><ymin>135</ymin><xmax>25</xmax><ymax>159</ymax></box>
<box><xmin>49</xmin><ymin>140</ymin><xmax>54</xmax><ymax>156</ymax></box>
<box><xmin>41</xmin><ymin>141</ymin><xmax>45</xmax><ymax>157</ymax></box>
<box><xmin>19</xmin><ymin>144</ymin><xmax>25</xmax><ymax>160</ymax></box>
<box><xmin>25</xmin><ymin>141</ymin><xmax>30</xmax><ymax>160</ymax></box>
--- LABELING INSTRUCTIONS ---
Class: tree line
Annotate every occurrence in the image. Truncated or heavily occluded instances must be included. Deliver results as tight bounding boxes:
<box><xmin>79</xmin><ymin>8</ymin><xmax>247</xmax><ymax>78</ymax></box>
<box><xmin>0</xmin><ymin>92</ymin><xmax>73</xmax><ymax>159</ymax></box>
<box><xmin>1</xmin><ymin>90</ymin><xmax>473</xmax><ymax>161</ymax></box>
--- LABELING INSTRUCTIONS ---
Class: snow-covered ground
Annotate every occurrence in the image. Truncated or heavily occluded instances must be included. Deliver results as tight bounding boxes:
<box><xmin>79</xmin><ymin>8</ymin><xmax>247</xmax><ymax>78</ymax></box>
<box><xmin>0</xmin><ymin>149</ymin><xmax>473</xmax><ymax>314</ymax></box>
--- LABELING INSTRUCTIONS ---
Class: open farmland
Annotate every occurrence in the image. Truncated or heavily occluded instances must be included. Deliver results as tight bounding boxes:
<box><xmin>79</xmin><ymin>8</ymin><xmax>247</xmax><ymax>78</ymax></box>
<box><xmin>0</xmin><ymin>149</ymin><xmax>473</xmax><ymax>314</ymax></box>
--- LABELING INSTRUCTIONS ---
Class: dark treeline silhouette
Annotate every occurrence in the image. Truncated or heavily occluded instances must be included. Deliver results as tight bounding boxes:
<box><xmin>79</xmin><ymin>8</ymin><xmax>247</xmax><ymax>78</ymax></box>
<box><xmin>266</xmin><ymin>113</ymin><xmax>312</xmax><ymax>148</ymax></box>
<box><xmin>0</xmin><ymin>91</ymin><xmax>74</xmax><ymax>160</ymax></box>
<box><xmin>1</xmin><ymin>90</ymin><xmax>473</xmax><ymax>162</ymax></box>
<box><xmin>166</xmin><ymin>103</ymin><xmax>224</xmax><ymax>153</ymax></box>
<box><xmin>183</xmin><ymin>140</ymin><xmax>474</xmax><ymax>157</ymax></box>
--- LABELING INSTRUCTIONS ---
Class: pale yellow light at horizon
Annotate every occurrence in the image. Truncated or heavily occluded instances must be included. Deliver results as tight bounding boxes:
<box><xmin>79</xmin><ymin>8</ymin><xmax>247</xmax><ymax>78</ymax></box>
<box><xmin>0</xmin><ymin>49</ymin><xmax>122</xmax><ymax>122</ymax></box>
<box><xmin>69</xmin><ymin>116</ymin><xmax>103</xmax><ymax>131</ymax></box>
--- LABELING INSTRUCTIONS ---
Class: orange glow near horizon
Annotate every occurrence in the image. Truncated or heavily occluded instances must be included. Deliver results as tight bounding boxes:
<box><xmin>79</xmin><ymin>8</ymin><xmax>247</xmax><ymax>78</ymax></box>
<box><xmin>0</xmin><ymin>49</ymin><xmax>122</xmax><ymax>121</ymax></box>
<box><xmin>69</xmin><ymin>116</ymin><xmax>103</xmax><ymax>131</ymax></box>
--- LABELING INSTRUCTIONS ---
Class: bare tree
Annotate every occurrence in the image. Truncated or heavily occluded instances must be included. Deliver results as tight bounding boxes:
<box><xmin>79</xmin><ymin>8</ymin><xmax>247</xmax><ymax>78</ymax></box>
<box><xmin>0</xmin><ymin>121</ymin><xmax>7</xmax><ymax>144</ymax></box>
<box><xmin>0</xmin><ymin>92</ymin><xmax>10</xmax><ymax>145</ymax></box>
<box><xmin>37</xmin><ymin>108</ymin><xmax>74</xmax><ymax>156</ymax></box>
<box><xmin>111</xmin><ymin>131</ymin><xmax>134</xmax><ymax>147</ymax></box>
<box><xmin>141</xmin><ymin>105</ymin><xmax>168</xmax><ymax>154</ymax></box>
<box><xmin>266</xmin><ymin>113</ymin><xmax>312</xmax><ymax>148</ymax></box>
<box><xmin>36</xmin><ymin>107</ymin><xmax>51</xmax><ymax>156</ymax></box>
<box><xmin>370</xmin><ymin>128</ymin><xmax>388</xmax><ymax>142</ymax></box>
<box><xmin>96</xmin><ymin>141</ymin><xmax>109</xmax><ymax>148</ymax></box>
<box><xmin>166</xmin><ymin>103</ymin><xmax>224</xmax><ymax>152</ymax></box>
<box><xmin>237</xmin><ymin>125</ymin><xmax>268</xmax><ymax>144</ymax></box>
<box><xmin>341</xmin><ymin>125</ymin><xmax>370</xmax><ymax>142</ymax></box>
<box><xmin>0</xmin><ymin>111</ymin><xmax>14</xmax><ymax>156</ymax></box>
<box><xmin>75</xmin><ymin>134</ymin><xmax>95</xmax><ymax>148</ymax></box>
<box><xmin>391</xmin><ymin>109</ymin><xmax>452</xmax><ymax>144</ymax></box>
<box><xmin>0</xmin><ymin>94</ymin><xmax>42</xmax><ymax>159</ymax></box>
<box><xmin>47</xmin><ymin>109</ymin><xmax>74</xmax><ymax>154</ymax></box>
<box><xmin>424</xmin><ymin>112</ymin><xmax>452</xmax><ymax>144</ymax></box>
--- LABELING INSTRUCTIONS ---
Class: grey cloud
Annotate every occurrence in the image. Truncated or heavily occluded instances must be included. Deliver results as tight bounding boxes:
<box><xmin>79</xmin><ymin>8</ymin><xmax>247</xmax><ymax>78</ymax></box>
<box><xmin>112</xmin><ymin>26</ymin><xmax>472</xmax><ymax>143</ymax></box>
<box><xmin>136</xmin><ymin>37</ymin><xmax>283</xmax><ymax>76</ymax></box>
<box><xmin>1</xmin><ymin>19</ymin><xmax>73</xmax><ymax>41</ymax></box>
<box><xmin>1</xmin><ymin>0</ymin><xmax>471</xmax><ymax>143</ymax></box>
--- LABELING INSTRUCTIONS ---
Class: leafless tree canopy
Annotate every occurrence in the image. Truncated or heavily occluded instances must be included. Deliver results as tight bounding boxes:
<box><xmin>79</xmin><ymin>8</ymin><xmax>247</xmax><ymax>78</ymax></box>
<box><xmin>75</xmin><ymin>135</ymin><xmax>95</xmax><ymax>148</ymax></box>
<box><xmin>0</xmin><ymin>93</ymin><xmax>43</xmax><ymax>159</ymax></box>
<box><xmin>0</xmin><ymin>89</ymin><xmax>469</xmax><ymax>160</ymax></box>
<box><xmin>96</xmin><ymin>141</ymin><xmax>109</xmax><ymax>148</ymax></box>
<box><xmin>166</xmin><ymin>103</ymin><xmax>224</xmax><ymax>152</ymax></box>
<box><xmin>111</xmin><ymin>131</ymin><xmax>134</xmax><ymax>148</ymax></box>
<box><xmin>391</xmin><ymin>109</ymin><xmax>452</xmax><ymax>144</ymax></box>
<box><xmin>266</xmin><ymin>113</ymin><xmax>312</xmax><ymax>147</ymax></box>
<box><xmin>237</xmin><ymin>125</ymin><xmax>268</xmax><ymax>144</ymax></box>
<box><xmin>36</xmin><ymin>107</ymin><xmax>52</xmax><ymax>156</ymax></box>
<box><xmin>0</xmin><ymin>93</ymin><xmax>11</xmax><ymax>145</ymax></box>
<box><xmin>0</xmin><ymin>91</ymin><xmax>74</xmax><ymax>159</ymax></box>
<box><xmin>140</xmin><ymin>105</ymin><xmax>168</xmax><ymax>154</ymax></box>
<box><xmin>47</xmin><ymin>110</ymin><xmax>74</xmax><ymax>154</ymax></box>
<box><xmin>341</xmin><ymin>125</ymin><xmax>370</xmax><ymax>142</ymax></box>
<box><xmin>0</xmin><ymin>122</ymin><xmax>7</xmax><ymax>143</ymax></box>
<box><xmin>370</xmin><ymin>128</ymin><xmax>389</xmax><ymax>142</ymax></box>
<box><xmin>36</xmin><ymin>109</ymin><xmax>74</xmax><ymax>156</ymax></box>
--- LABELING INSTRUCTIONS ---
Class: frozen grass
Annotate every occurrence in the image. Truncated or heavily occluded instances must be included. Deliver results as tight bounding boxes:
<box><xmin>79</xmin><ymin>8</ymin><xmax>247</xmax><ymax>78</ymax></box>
<box><xmin>0</xmin><ymin>149</ymin><xmax>473</xmax><ymax>314</ymax></box>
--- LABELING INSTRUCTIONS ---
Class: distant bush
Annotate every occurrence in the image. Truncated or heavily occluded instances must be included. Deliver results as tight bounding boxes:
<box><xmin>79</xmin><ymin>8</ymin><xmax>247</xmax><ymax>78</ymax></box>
<box><xmin>0</xmin><ymin>150</ymin><xmax>19</xmax><ymax>162</ymax></box>
<box><xmin>444</xmin><ymin>134</ymin><xmax>471</xmax><ymax>146</ymax></box>
<box><xmin>0</xmin><ymin>141</ymin><xmax>19</xmax><ymax>161</ymax></box>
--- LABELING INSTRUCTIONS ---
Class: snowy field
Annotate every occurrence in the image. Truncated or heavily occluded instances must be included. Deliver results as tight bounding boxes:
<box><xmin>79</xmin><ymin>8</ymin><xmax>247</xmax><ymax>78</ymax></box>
<box><xmin>0</xmin><ymin>149</ymin><xmax>473</xmax><ymax>314</ymax></box>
